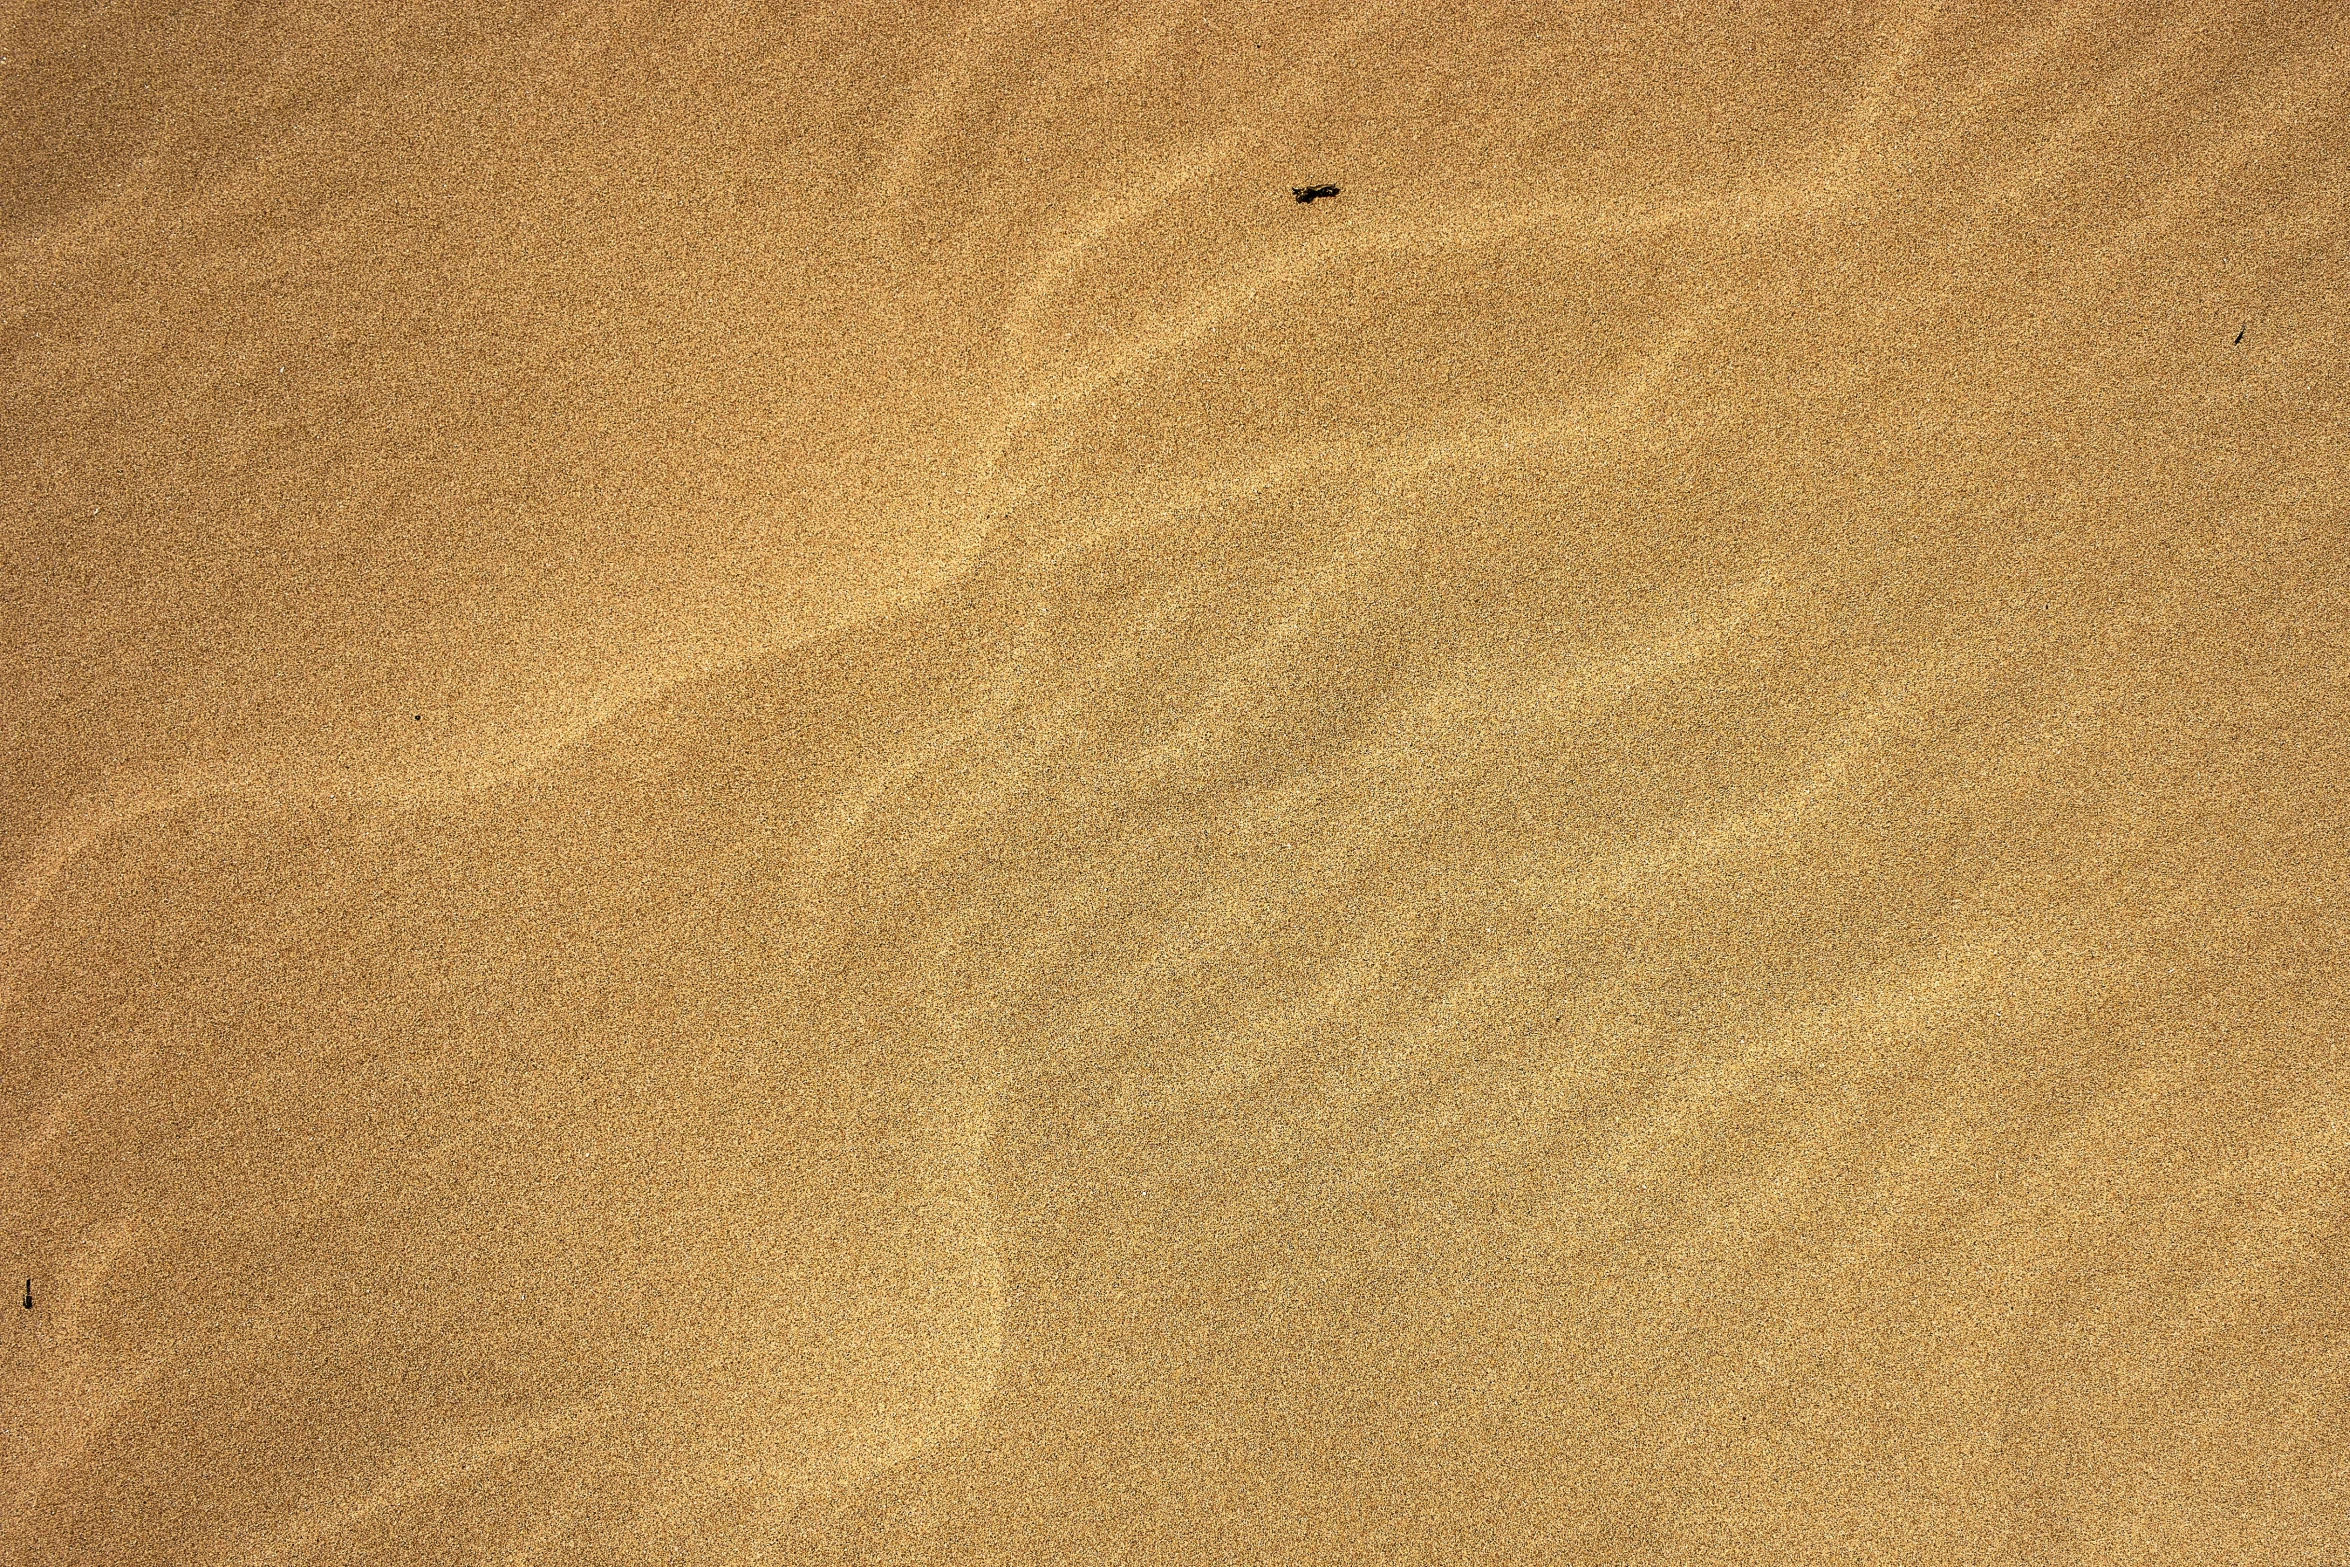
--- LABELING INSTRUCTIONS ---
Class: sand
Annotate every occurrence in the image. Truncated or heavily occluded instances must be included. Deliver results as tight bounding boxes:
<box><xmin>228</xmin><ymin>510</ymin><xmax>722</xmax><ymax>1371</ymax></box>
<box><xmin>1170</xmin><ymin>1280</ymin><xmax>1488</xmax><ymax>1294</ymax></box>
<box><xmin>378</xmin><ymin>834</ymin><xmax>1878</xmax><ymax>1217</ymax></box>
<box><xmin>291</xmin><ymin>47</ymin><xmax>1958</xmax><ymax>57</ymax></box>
<box><xmin>4</xmin><ymin>2</ymin><xmax>2346</xmax><ymax>1562</ymax></box>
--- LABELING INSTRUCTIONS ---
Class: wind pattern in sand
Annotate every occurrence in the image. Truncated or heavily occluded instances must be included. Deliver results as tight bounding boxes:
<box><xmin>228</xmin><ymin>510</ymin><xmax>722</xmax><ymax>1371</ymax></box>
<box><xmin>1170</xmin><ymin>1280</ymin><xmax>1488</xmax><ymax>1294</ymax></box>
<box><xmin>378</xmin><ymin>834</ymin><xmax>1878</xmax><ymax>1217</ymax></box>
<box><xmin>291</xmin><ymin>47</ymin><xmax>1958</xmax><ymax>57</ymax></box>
<box><xmin>5</xmin><ymin>2</ymin><xmax>2347</xmax><ymax>1562</ymax></box>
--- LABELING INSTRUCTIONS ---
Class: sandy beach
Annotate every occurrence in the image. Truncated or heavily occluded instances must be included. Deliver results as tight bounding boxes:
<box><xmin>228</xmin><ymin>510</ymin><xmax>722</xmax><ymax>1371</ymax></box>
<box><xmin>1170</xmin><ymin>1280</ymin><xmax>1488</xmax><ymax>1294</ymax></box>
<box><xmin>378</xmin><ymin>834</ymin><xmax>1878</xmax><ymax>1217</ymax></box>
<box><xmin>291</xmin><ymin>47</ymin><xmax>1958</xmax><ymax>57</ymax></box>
<box><xmin>5</xmin><ymin>2</ymin><xmax>2346</xmax><ymax>1561</ymax></box>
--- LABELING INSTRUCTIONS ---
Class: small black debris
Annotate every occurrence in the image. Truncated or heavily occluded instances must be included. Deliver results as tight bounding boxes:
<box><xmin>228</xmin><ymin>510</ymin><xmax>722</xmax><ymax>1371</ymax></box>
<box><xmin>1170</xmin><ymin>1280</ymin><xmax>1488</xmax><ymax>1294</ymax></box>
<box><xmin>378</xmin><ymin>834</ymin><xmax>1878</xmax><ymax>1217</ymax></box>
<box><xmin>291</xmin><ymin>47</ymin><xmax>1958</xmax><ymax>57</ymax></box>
<box><xmin>1292</xmin><ymin>185</ymin><xmax>1340</xmax><ymax>204</ymax></box>
<box><xmin>2233</xmin><ymin>322</ymin><xmax>2246</xmax><ymax>344</ymax></box>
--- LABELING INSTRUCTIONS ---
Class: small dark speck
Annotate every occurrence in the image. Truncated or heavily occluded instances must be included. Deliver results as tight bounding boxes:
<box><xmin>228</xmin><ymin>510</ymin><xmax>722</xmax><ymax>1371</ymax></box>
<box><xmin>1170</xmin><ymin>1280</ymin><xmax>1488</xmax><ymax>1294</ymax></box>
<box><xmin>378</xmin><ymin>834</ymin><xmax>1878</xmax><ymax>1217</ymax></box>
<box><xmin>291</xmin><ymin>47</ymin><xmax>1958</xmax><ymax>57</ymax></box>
<box><xmin>1292</xmin><ymin>185</ymin><xmax>1340</xmax><ymax>204</ymax></box>
<box><xmin>22</xmin><ymin>1278</ymin><xmax>30</xmax><ymax>1309</ymax></box>
<box><xmin>2234</xmin><ymin>322</ymin><xmax>2246</xmax><ymax>344</ymax></box>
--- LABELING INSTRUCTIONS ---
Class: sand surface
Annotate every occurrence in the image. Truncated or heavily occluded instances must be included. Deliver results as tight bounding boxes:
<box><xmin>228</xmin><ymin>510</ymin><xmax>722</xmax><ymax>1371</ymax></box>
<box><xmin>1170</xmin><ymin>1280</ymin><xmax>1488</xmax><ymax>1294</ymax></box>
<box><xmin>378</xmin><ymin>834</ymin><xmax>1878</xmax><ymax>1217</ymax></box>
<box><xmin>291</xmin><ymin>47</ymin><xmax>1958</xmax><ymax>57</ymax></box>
<box><xmin>5</xmin><ymin>2</ymin><xmax>2347</xmax><ymax>1562</ymax></box>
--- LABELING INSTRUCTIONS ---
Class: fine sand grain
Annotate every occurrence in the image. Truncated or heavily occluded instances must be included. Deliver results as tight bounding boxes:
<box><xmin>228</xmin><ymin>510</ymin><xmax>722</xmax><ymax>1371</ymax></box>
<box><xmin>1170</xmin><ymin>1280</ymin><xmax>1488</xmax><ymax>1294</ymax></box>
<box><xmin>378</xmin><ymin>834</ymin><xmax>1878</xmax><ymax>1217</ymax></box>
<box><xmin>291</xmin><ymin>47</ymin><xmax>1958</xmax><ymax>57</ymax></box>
<box><xmin>5</xmin><ymin>3</ymin><xmax>2347</xmax><ymax>1563</ymax></box>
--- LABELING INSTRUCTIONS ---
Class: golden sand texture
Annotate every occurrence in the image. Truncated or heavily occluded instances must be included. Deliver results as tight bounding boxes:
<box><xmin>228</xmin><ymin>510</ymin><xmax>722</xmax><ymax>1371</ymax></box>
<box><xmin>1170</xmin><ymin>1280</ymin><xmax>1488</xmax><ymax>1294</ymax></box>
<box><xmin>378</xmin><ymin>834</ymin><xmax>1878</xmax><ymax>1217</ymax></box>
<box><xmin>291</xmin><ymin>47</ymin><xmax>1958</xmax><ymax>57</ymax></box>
<box><xmin>5</xmin><ymin>2</ymin><xmax>2347</xmax><ymax>1562</ymax></box>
